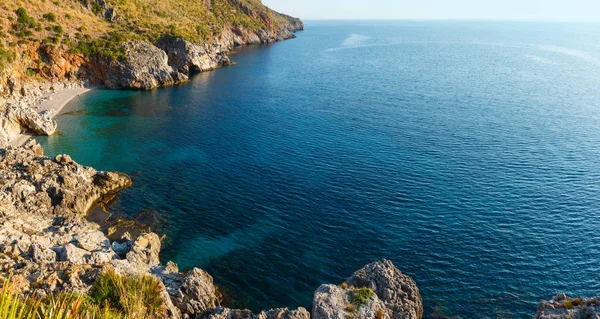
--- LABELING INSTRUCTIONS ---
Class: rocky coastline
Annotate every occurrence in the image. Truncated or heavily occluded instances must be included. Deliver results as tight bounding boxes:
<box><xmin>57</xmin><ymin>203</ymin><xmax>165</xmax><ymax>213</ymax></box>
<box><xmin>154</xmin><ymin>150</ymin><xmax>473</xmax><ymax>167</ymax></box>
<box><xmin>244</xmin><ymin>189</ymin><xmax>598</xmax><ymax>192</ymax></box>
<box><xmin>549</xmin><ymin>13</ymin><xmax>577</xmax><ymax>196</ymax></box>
<box><xmin>0</xmin><ymin>4</ymin><xmax>598</xmax><ymax>318</ymax></box>
<box><xmin>0</xmin><ymin>139</ymin><xmax>596</xmax><ymax>319</ymax></box>
<box><xmin>0</xmin><ymin>138</ymin><xmax>424</xmax><ymax>318</ymax></box>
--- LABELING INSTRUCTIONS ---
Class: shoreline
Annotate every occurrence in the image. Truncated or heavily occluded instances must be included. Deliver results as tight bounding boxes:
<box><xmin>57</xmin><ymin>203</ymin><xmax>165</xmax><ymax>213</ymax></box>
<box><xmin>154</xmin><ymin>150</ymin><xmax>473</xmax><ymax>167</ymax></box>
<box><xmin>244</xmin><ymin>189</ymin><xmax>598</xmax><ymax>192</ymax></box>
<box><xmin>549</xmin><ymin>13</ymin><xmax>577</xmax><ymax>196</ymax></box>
<box><xmin>9</xmin><ymin>86</ymin><xmax>93</xmax><ymax>147</ymax></box>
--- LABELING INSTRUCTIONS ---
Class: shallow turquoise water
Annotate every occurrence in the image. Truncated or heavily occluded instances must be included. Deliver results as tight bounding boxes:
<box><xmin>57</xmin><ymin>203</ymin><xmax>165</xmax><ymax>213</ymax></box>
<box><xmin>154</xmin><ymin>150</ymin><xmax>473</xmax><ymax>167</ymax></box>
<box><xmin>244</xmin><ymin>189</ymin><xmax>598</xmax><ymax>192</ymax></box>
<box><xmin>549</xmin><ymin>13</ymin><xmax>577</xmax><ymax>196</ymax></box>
<box><xmin>37</xmin><ymin>21</ymin><xmax>600</xmax><ymax>318</ymax></box>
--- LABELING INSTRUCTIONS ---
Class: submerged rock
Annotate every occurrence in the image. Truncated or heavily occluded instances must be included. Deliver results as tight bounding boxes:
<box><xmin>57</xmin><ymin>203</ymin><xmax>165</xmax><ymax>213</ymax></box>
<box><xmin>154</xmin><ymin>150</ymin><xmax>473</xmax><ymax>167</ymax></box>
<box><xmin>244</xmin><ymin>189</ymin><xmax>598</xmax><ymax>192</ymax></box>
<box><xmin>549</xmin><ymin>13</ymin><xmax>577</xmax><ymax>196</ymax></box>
<box><xmin>533</xmin><ymin>293</ymin><xmax>600</xmax><ymax>319</ymax></box>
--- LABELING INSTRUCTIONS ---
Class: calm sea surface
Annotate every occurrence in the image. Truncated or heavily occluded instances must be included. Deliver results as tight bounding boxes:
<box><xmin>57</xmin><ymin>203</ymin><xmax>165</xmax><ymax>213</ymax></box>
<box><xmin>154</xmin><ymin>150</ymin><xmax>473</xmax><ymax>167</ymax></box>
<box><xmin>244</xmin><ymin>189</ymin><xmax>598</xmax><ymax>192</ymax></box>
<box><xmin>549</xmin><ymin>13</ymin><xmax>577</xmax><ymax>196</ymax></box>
<box><xmin>37</xmin><ymin>21</ymin><xmax>600</xmax><ymax>318</ymax></box>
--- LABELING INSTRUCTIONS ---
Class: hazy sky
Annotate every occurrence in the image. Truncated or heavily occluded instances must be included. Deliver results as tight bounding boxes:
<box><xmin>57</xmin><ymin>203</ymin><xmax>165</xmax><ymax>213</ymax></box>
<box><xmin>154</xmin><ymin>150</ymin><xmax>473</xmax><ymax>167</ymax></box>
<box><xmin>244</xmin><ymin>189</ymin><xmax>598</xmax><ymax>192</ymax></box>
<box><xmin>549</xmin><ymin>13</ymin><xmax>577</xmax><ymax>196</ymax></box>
<box><xmin>262</xmin><ymin>0</ymin><xmax>600</xmax><ymax>21</ymax></box>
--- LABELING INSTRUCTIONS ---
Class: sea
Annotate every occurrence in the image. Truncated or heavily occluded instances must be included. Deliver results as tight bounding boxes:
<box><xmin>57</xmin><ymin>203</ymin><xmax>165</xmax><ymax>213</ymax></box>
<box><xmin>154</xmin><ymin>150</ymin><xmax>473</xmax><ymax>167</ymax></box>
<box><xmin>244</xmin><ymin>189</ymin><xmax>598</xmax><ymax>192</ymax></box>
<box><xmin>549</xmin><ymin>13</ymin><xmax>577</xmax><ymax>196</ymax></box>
<box><xmin>37</xmin><ymin>21</ymin><xmax>600</xmax><ymax>318</ymax></box>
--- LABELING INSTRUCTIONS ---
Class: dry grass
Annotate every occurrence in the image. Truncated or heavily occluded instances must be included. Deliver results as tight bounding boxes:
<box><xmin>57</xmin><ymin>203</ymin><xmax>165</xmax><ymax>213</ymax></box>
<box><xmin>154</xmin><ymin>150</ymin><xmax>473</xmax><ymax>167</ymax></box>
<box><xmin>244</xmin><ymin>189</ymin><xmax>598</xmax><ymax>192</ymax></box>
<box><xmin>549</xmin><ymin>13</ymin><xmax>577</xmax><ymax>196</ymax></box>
<box><xmin>0</xmin><ymin>0</ymin><xmax>111</xmax><ymax>37</ymax></box>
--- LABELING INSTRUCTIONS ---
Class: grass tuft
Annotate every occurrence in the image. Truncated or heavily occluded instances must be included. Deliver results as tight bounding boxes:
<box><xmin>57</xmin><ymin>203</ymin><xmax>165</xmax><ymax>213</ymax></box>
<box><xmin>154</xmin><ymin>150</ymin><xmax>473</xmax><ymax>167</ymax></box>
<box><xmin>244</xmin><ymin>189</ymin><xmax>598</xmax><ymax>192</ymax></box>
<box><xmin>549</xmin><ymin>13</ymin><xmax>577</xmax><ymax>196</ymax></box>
<box><xmin>90</xmin><ymin>270</ymin><xmax>165</xmax><ymax>318</ymax></box>
<box><xmin>349</xmin><ymin>288</ymin><xmax>376</xmax><ymax>308</ymax></box>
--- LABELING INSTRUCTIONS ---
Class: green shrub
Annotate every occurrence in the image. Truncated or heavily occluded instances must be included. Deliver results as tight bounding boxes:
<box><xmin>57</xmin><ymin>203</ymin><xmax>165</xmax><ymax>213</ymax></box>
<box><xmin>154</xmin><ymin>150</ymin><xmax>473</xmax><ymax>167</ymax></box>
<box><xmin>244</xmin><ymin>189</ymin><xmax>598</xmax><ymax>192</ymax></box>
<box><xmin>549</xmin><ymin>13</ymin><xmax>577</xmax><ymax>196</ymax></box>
<box><xmin>25</xmin><ymin>68</ymin><xmax>37</xmax><ymax>77</ymax></box>
<box><xmin>65</xmin><ymin>13</ymin><xmax>72</xmax><ymax>20</ymax></box>
<box><xmin>345</xmin><ymin>304</ymin><xmax>356</xmax><ymax>313</ymax></box>
<box><xmin>53</xmin><ymin>25</ymin><xmax>64</xmax><ymax>34</ymax></box>
<box><xmin>563</xmin><ymin>300</ymin><xmax>573</xmax><ymax>309</ymax></box>
<box><xmin>70</xmin><ymin>31</ymin><xmax>129</xmax><ymax>61</ymax></box>
<box><xmin>44</xmin><ymin>36</ymin><xmax>59</xmax><ymax>44</ymax></box>
<box><xmin>14</xmin><ymin>8</ymin><xmax>37</xmax><ymax>32</ymax></box>
<box><xmin>349</xmin><ymin>288</ymin><xmax>375</xmax><ymax>308</ymax></box>
<box><xmin>92</xmin><ymin>2</ymin><xmax>103</xmax><ymax>15</ymax></box>
<box><xmin>0</xmin><ymin>45</ymin><xmax>16</xmax><ymax>70</ymax></box>
<box><xmin>90</xmin><ymin>270</ymin><xmax>165</xmax><ymax>318</ymax></box>
<box><xmin>43</xmin><ymin>12</ymin><xmax>57</xmax><ymax>22</ymax></box>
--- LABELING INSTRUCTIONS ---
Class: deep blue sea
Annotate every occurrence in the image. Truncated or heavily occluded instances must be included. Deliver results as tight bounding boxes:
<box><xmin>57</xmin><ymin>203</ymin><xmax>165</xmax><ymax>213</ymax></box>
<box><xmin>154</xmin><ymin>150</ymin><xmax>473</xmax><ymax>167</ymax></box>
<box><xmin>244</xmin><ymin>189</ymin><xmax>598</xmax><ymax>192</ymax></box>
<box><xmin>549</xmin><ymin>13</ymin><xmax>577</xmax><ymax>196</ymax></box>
<box><xmin>37</xmin><ymin>21</ymin><xmax>600</xmax><ymax>318</ymax></box>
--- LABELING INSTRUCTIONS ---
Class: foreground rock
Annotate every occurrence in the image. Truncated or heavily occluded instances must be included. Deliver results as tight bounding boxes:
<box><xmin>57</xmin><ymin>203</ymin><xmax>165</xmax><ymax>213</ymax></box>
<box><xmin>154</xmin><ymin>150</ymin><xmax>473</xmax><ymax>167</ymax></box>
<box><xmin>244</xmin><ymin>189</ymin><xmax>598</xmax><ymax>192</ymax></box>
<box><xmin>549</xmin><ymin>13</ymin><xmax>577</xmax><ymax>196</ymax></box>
<box><xmin>0</xmin><ymin>140</ymin><xmax>131</xmax><ymax>216</ymax></box>
<box><xmin>533</xmin><ymin>293</ymin><xmax>600</xmax><ymax>319</ymax></box>
<box><xmin>203</xmin><ymin>307</ymin><xmax>310</xmax><ymax>319</ymax></box>
<box><xmin>313</xmin><ymin>259</ymin><xmax>423</xmax><ymax>319</ymax></box>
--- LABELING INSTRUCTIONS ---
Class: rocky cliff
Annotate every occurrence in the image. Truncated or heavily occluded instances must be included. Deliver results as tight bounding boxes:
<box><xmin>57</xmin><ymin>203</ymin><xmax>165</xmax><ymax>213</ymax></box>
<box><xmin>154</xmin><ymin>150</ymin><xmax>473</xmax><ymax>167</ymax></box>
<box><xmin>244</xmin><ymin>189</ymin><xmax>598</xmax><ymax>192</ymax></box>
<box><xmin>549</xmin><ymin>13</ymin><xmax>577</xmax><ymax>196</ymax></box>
<box><xmin>0</xmin><ymin>0</ymin><xmax>304</xmax><ymax>93</ymax></box>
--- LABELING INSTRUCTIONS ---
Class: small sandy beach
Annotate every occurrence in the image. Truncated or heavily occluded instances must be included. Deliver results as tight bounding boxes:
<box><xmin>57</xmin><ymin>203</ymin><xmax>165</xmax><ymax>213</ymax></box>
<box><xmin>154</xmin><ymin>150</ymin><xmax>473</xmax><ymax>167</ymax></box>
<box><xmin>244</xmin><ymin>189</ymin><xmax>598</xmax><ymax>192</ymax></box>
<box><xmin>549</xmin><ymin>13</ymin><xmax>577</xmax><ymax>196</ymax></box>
<box><xmin>10</xmin><ymin>87</ymin><xmax>92</xmax><ymax>147</ymax></box>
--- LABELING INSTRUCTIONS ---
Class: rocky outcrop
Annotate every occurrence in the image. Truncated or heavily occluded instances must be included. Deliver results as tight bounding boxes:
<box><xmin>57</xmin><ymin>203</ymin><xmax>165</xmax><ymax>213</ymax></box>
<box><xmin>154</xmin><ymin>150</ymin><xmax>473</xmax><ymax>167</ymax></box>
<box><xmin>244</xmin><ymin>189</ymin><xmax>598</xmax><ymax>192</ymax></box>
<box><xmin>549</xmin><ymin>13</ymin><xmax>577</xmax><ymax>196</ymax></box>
<box><xmin>156</xmin><ymin>37</ymin><xmax>232</xmax><ymax>74</ymax></box>
<box><xmin>313</xmin><ymin>260</ymin><xmax>422</xmax><ymax>319</ymax></box>
<box><xmin>159</xmin><ymin>267</ymin><xmax>220</xmax><ymax>316</ymax></box>
<box><xmin>347</xmin><ymin>260</ymin><xmax>423</xmax><ymax>319</ymax></box>
<box><xmin>0</xmin><ymin>103</ymin><xmax>56</xmax><ymax>147</ymax></box>
<box><xmin>0</xmin><ymin>81</ymin><xmax>85</xmax><ymax>147</ymax></box>
<box><xmin>0</xmin><ymin>140</ymin><xmax>131</xmax><ymax>216</ymax></box>
<box><xmin>203</xmin><ymin>307</ymin><xmax>310</xmax><ymax>319</ymax></box>
<box><xmin>313</xmin><ymin>284</ymin><xmax>389</xmax><ymax>319</ymax></box>
<box><xmin>101</xmin><ymin>41</ymin><xmax>188</xmax><ymax>90</ymax></box>
<box><xmin>533</xmin><ymin>293</ymin><xmax>600</xmax><ymax>319</ymax></box>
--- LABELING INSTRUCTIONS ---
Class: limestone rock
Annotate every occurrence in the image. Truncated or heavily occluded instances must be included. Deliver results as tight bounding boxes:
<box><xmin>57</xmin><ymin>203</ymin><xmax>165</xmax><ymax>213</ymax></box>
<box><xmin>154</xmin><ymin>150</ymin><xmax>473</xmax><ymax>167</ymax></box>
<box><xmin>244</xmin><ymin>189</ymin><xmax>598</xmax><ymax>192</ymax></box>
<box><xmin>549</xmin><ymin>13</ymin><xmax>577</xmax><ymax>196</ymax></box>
<box><xmin>533</xmin><ymin>294</ymin><xmax>600</xmax><ymax>319</ymax></box>
<box><xmin>312</xmin><ymin>284</ymin><xmax>389</xmax><ymax>319</ymax></box>
<box><xmin>74</xmin><ymin>230</ymin><xmax>110</xmax><ymax>251</ymax></box>
<box><xmin>56</xmin><ymin>243</ymin><xmax>89</xmax><ymax>264</ymax></box>
<box><xmin>0</xmin><ymin>140</ymin><xmax>132</xmax><ymax>216</ymax></box>
<box><xmin>156</xmin><ymin>37</ymin><xmax>231</xmax><ymax>74</ymax></box>
<box><xmin>170</xmin><ymin>267</ymin><xmax>219</xmax><ymax>315</ymax></box>
<box><xmin>29</xmin><ymin>243</ymin><xmax>56</xmax><ymax>263</ymax></box>
<box><xmin>126</xmin><ymin>233</ymin><xmax>161</xmax><ymax>269</ymax></box>
<box><xmin>313</xmin><ymin>260</ymin><xmax>422</xmax><ymax>319</ymax></box>
<box><xmin>101</xmin><ymin>41</ymin><xmax>186</xmax><ymax>90</ymax></box>
<box><xmin>347</xmin><ymin>259</ymin><xmax>423</xmax><ymax>319</ymax></box>
<box><xmin>203</xmin><ymin>307</ymin><xmax>310</xmax><ymax>319</ymax></box>
<box><xmin>258</xmin><ymin>308</ymin><xmax>311</xmax><ymax>319</ymax></box>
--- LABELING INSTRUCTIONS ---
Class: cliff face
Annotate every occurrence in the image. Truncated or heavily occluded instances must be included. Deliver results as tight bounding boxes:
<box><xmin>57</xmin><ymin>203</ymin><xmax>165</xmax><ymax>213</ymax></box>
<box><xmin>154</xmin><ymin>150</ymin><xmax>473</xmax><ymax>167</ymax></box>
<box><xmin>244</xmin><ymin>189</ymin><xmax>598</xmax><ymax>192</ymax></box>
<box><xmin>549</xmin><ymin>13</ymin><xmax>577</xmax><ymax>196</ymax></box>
<box><xmin>0</xmin><ymin>0</ymin><xmax>304</xmax><ymax>93</ymax></box>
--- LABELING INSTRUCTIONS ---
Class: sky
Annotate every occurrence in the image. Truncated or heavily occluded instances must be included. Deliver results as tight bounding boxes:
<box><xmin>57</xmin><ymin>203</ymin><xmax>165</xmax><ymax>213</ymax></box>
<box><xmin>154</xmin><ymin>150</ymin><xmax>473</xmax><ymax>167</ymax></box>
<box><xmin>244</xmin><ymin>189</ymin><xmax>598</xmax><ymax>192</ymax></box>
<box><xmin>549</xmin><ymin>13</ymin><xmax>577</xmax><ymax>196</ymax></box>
<box><xmin>262</xmin><ymin>0</ymin><xmax>600</xmax><ymax>21</ymax></box>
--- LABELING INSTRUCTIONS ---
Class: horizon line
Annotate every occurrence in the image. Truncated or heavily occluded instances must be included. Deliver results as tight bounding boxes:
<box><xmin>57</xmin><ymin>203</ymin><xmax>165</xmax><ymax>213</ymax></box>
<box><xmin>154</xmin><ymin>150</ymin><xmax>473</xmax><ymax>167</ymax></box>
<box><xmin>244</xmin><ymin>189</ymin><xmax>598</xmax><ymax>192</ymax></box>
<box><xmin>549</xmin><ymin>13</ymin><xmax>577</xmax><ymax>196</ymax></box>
<box><xmin>296</xmin><ymin>17</ymin><xmax>600</xmax><ymax>23</ymax></box>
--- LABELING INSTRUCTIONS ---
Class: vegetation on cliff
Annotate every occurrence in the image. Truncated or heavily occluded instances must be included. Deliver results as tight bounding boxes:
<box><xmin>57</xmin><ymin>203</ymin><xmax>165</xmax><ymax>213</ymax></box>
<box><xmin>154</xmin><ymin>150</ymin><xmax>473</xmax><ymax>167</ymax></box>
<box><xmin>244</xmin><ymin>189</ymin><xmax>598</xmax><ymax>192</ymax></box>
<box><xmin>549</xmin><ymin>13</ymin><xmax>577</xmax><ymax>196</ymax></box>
<box><xmin>0</xmin><ymin>0</ymin><xmax>302</xmax><ymax>89</ymax></box>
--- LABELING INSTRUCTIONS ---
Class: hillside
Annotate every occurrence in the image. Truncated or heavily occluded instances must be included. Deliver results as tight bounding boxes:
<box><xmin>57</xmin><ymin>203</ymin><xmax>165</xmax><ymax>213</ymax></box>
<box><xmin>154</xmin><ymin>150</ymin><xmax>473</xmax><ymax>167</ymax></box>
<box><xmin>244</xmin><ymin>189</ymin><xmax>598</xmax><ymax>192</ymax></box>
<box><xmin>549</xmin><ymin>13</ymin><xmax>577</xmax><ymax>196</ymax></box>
<box><xmin>0</xmin><ymin>0</ymin><xmax>303</xmax><ymax>93</ymax></box>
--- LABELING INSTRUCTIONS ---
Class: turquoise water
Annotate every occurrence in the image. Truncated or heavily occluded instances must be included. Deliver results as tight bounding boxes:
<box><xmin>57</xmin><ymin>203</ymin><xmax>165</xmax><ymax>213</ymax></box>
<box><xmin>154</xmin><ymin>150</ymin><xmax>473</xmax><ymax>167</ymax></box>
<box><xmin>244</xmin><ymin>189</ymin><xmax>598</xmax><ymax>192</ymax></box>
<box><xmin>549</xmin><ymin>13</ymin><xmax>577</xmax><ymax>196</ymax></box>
<box><xmin>37</xmin><ymin>21</ymin><xmax>600</xmax><ymax>318</ymax></box>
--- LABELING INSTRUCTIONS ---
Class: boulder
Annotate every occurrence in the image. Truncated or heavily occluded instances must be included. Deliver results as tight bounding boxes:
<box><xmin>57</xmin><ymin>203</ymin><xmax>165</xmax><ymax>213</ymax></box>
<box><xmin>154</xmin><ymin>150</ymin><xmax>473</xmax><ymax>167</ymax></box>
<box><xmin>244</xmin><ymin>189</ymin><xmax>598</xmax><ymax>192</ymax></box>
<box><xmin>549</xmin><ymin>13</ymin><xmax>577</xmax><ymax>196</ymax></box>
<box><xmin>101</xmin><ymin>41</ymin><xmax>186</xmax><ymax>90</ymax></box>
<box><xmin>203</xmin><ymin>307</ymin><xmax>310</xmax><ymax>319</ymax></box>
<box><xmin>29</xmin><ymin>243</ymin><xmax>56</xmax><ymax>263</ymax></box>
<box><xmin>171</xmin><ymin>267</ymin><xmax>219</xmax><ymax>315</ymax></box>
<box><xmin>313</xmin><ymin>260</ymin><xmax>422</xmax><ymax>319</ymax></box>
<box><xmin>347</xmin><ymin>259</ymin><xmax>423</xmax><ymax>319</ymax></box>
<box><xmin>533</xmin><ymin>294</ymin><xmax>600</xmax><ymax>319</ymax></box>
<box><xmin>74</xmin><ymin>230</ymin><xmax>110</xmax><ymax>251</ymax></box>
<box><xmin>258</xmin><ymin>308</ymin><xmax>311</xmax><ymax>319</ymax></box>
<box><xmin>56</xmin><ymin>243</ymin><xmax>88</xmax><ymax>264</ymax></box>
<box><xmin>126</xmin><ymin>233</ymin><xmax>161</xmax><ymax>268</ymax></box>
<box><xmin>313</xmin><ymin>284</ymin><xmax>389</xmax><ymax>319</ymax></box>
